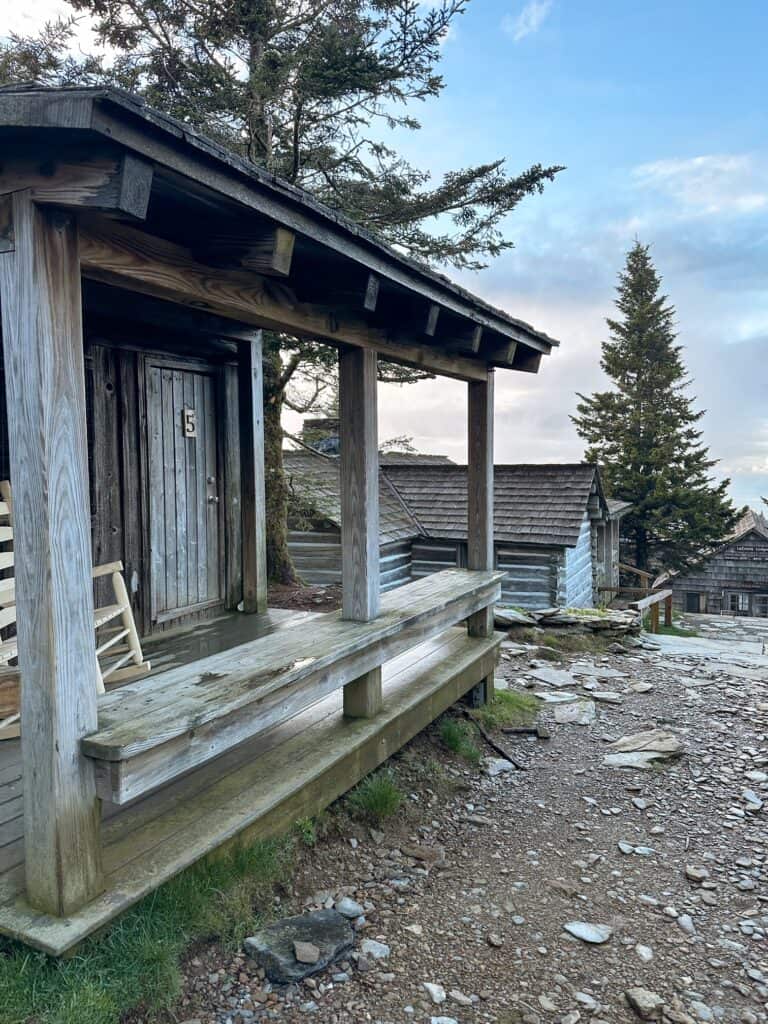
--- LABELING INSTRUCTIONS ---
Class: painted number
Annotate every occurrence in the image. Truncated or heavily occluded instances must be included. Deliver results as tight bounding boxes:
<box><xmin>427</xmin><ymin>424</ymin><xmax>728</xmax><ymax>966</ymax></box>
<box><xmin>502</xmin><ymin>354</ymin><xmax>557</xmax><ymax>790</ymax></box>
<box><xmin>182</xmin><ymin>407</ymin><xmax>197</xmax><ymax>438</ymax></box>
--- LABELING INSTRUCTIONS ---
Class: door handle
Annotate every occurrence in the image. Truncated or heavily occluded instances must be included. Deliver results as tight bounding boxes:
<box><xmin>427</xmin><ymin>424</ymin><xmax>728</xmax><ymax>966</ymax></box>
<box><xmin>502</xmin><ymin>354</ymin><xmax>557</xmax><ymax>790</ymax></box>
<box><xmin>208</xmin><ymin>495</ymin><xmax>220</xmax><ymax>504</ymax></box>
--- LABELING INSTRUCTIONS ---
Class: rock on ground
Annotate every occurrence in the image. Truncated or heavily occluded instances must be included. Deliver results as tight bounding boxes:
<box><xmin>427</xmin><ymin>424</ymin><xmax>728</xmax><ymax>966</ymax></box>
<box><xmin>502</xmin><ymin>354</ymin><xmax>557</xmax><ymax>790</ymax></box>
<box><xmin>244</xmin><ymin>909</ymin><xmax>353</xmax><ymax>983</ymax></box>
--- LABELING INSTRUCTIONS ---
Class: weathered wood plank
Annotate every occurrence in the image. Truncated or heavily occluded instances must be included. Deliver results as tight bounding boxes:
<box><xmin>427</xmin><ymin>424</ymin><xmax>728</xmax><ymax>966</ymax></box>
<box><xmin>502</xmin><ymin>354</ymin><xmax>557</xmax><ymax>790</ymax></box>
<box><xmin>160</xmin><ymin>368</ymin><xmax>178</xmax><ymax>612</ymax></box>
<box><xmin>83</xmin><ymin>570</ymin><xmax>503</xmax><ymax>802</ymax></box>
<box><xmin>238</xmin><ymin>334</ymin><xmax>267</xmax><ymax>613</ymax></box>
<box><xmin>0</xmin><ymin>627</ymin><xmax>501</xmax><ymax>956</ymax></box>
<box><xmin>340</xmin><ymin>348</ymin><xmax>380</xmax><ymax>622</ymax></box>
<box><xmin>467</xmin><ymin>372</ymin><xmax>495</xmax><ymax>644</ymax></box>
<box><xmin>0</xmin><ymin>151</ymin><xmax>153</xmax><ymax>220</ymax></box>
<box><xmin>0</xmin><ymin>192</ymin><xmax>103</xmax><ymax>914</ymax></box>
<box><xmin>201</xmin><ymin>226</ymin><xmax>295</xmax><ymax>276</ymax></box>
<box><xmin>194</xmin><ymin>372</ymin><xmax>208</xmax><ymax>605</ymax></box>
<box><xmin>222</xmin><ymin>364</ymin><xmax>243</xmax><ymax>609</ymax></box>
<box><xmin>339</xmin><ymin>347</ymin><xmax>381</xmax><ymax>718</ymax></box>
<box><xmin>173</xmin><ymin>371</ymin><xmax>188</xmax><ymax>608</ymax></box>
<box><xmin>183</xmin><ymin>371</ymin><xmax>200</xmax><ymax>605</ymax></box>
<box><xmin>203</xmin><ymin>373</ymin><xmax>220</xmax><ymax>603</ymax></box>
<box><xmin>77</xmin><ymin>218</ymin><xmax>490</xmax><ymax>382</ymax></box>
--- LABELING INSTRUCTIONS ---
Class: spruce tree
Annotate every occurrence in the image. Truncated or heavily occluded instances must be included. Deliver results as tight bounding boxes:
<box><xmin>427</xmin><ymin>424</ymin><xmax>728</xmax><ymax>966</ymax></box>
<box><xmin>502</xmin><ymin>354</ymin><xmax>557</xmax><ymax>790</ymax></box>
<box><xmin>572</xmin><ymin>242</ymin><xmax>741</xmax><ymax>571</ymax></box>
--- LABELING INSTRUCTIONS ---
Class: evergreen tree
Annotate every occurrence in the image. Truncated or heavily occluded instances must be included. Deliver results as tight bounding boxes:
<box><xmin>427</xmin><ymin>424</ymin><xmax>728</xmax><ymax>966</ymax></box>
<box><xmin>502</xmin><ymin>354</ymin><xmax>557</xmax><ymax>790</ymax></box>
<box><xmin>1</xmin><ymin>1</ymin><xmax>562</xmax><ymax>580</ymax></box>
<box><xmin>572</xmin><ymin>242</ymin><xmax>741</xmax><ymax>572</ymax></box>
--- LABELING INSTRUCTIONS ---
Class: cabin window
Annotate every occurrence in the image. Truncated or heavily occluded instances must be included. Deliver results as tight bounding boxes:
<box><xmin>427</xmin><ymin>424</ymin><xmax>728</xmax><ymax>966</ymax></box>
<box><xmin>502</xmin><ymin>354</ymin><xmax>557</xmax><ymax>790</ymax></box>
<box><xmin>754</xmin><ymin>595</ymin><xmax>768</xmax><ymax>618</ymax></box>
<box><xmin>727</xmin><ymin>592</ymin><xmax>751</xmax><ymax>614</ymax></box>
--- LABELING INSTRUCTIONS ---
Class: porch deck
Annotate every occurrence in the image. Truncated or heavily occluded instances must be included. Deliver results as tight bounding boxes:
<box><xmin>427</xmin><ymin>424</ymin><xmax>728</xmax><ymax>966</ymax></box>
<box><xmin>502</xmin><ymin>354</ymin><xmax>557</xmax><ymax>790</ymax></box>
<box><xmin>0</xmin><ymin>602</ymin><xmax>501</xmax><ymax>956</ymax></box>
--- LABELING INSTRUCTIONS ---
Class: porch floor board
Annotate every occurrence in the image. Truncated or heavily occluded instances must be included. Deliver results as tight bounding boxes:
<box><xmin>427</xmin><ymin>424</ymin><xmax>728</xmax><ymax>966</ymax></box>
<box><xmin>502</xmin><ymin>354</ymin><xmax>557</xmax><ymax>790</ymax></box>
<box><xmin>0</xmin><ymin>620</ymin><xmax>500</xmax><ymax>956</ymax></box>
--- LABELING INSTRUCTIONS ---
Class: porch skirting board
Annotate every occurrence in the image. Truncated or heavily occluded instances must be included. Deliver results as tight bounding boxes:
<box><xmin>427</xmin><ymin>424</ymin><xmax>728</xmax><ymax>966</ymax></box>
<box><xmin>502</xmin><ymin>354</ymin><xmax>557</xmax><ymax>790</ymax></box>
<box><xmin>0</xmin><ymin>626</ymin><xmax>501</xmax><ymax>956</ymax></box>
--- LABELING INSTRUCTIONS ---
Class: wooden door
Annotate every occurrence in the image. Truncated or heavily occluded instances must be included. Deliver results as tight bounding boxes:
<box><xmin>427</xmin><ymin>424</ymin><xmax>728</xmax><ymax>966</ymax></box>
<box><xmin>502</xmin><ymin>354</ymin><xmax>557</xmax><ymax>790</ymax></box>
<box><xmin>145</xmin><ymin>360</ymin><xmax>222</xmax><ymax>624</ymax></box>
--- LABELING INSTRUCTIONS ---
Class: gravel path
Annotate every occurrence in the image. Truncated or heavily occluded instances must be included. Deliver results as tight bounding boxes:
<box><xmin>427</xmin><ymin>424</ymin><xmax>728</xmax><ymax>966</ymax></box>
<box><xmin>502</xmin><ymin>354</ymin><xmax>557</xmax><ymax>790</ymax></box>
<box><xmin>170</xmin><ymin>617</ymin><xmax>768</xmax><ymax>1024</ymax></box>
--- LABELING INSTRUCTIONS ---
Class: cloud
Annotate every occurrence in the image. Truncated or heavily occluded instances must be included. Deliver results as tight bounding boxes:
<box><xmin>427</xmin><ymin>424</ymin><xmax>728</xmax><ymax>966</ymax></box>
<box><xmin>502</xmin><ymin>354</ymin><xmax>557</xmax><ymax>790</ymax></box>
<box><xmin>503</xmin><ymin>1</ymin><xmax>553</xmax><ymax>43</ymax></box>
<box><xmin>633</xmin><ymin>154</ymin><xmax>768</xmax><ymax>217</ymax></box>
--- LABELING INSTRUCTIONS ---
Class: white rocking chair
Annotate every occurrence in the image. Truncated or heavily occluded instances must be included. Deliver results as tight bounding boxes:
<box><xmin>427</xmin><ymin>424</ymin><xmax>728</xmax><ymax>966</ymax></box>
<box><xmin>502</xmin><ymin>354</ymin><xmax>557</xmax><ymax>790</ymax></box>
<box><xmin>0</xmin><ymin>480</ymin><xmax>151</xmax><ymax>740</ymax></box>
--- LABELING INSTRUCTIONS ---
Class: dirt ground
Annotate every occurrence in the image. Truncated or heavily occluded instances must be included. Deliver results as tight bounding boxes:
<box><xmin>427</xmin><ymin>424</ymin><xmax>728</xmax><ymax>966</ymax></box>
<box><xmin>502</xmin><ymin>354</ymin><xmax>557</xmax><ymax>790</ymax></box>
<box><xmin>166</xmin><ymin>615</ymin><xmax>767</xmax><ymax>1024</ymax></box>
<box><xmin>267</xmin><ymin>583</ymin><xmax>343</xmax><ymax>613</ymax></box>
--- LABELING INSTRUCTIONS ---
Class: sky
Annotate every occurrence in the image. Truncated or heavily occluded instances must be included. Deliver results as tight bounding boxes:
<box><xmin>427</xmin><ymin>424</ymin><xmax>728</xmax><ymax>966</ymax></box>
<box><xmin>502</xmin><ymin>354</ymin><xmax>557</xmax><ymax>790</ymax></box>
<box><xmin>6</xmin><ymin>1</ymin><xmax>768</xmax><ymax>509</ymax></box>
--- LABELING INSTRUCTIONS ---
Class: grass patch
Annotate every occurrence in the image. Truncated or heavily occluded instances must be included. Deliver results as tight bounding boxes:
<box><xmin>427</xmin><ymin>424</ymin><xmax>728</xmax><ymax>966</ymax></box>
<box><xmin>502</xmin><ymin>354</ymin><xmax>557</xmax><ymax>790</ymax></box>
<box><xmin>292</xmin><ymin>812</ymin><xmax>331</xmax><ymax>849</ymax></box>
<box><xmin>533</xmin><ymin>645</ymin><xmax>563</xmax><ymax>662</ymax></box>
<box><xmin>0</xmin><ymin>836</ymin><xmax>294</xmax><ymax>1024</ymax></box>
<box><xmin>473</xmin><ymin>689</ymin><xmax>541</xmax><ymax>731</ymax></box>
<box><xmin>642</xmin><ymin>612</ymin><xmax>698</xmax><ymax>637</ymax></box>
<box><xmin>507</xmin><ymin>626</ymin><xmax>612</xmax><ymax>656</ymax></box>
<box><xmin>538</xmin><ymin>630</ymin><xmax>612</xmax><ymax>654</ymax></box>
<box><xmin>439</xmin><ymin>717</ymin><xmax>482</xmax><ymax>765</ymax></box>
<box><xmin>345</xmin><ymin>769</ymin><xmax>403</xmax><ymax>824</ymax></box>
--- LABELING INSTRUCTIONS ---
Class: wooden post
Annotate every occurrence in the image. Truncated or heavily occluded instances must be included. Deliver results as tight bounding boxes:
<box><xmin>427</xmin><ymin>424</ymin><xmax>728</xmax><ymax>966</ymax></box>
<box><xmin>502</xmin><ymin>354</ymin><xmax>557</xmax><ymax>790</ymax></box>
<box><xmin>466</xmin><ymin>371</ymin><xmax>495</xmax><ymax>706</ymax></box>
<box><xmin>651</xmin><ymin>601</ymin><xmax>660</xmax><ymax>634</ymax></box>
<box><xmin>339</xmin><ymin>347</ymin><xmax>382</xmax><ymax>718</ymax></box>
<box><xmin>0</xmin><ymin>191</ymin><xmax>103</xmax><ymax>914</ymax></box>
<box><xmin>664</xmin><ymin>594</ymin><xmax>673</xmax><ymax>627</ymax></box>
<box><xmin>238</xmin><ymin>333</ymin><xmax>268</xmax><ymax>613</ymax></box>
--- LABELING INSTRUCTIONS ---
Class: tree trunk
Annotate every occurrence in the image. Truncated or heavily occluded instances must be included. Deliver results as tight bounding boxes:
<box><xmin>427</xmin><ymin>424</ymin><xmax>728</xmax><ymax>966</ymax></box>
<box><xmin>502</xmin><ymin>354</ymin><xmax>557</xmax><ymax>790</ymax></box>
<box><xmin>635</xmin><ymin>525</ymin><xmax>649</xmax><ymax>572</ymax></box>
<box><xmin>263</xmin><ymin>335</ymin><xmax>298</xmax><ymax>583</ymax></box>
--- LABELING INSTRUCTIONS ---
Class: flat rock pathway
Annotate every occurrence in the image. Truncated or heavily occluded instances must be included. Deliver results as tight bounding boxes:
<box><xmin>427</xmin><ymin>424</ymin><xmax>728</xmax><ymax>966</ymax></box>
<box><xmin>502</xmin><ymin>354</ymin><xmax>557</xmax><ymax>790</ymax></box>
<box><xmin>169</xmin><ymin>615</ymin><xmax>768</xmax><ymax>1024</ymax></box>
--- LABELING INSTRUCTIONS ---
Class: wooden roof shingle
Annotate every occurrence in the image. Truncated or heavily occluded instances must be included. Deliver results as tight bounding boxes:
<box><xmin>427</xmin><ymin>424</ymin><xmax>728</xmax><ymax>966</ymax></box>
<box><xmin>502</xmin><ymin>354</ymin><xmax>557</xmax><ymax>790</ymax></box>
<box><xmin>284</xmin><ymin>449</ymin><xmax>422</xmax><ymax>545</ymax></box>
<box><xmin>382</xmin><ymin>463</ymin><xmax>601</xmax><ymax>548</ymax></box>
<box><xmin>287</xmin><ymin>452</ymin><xmax>607</xmax><ymax>550</ymax></box>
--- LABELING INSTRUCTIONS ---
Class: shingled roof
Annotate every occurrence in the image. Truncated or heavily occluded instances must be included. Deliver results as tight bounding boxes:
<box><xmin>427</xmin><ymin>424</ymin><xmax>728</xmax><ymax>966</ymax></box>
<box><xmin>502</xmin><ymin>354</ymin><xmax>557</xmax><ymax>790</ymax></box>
<box><xmin>284</xmin><ymin>449</ymin><xmax>421</xmax><ymax>545</ymax></box>
<box><xmin>381</xmin><ymin>463</ymin><xmax>602</xmax><ymax>548</ymax></box>
<box><xmin>729</xmin><ymin>508</ymin><xmax>768</xmax><ymax>543</ymax></box>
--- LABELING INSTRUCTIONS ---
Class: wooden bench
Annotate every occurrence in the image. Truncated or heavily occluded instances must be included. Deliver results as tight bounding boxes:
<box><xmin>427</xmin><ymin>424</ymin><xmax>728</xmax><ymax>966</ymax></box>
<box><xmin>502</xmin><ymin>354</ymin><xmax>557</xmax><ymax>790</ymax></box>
<box><xmin>83</xmin><ymin>568</ymin><xmax>503</xmax><ymax>804</ymax></box>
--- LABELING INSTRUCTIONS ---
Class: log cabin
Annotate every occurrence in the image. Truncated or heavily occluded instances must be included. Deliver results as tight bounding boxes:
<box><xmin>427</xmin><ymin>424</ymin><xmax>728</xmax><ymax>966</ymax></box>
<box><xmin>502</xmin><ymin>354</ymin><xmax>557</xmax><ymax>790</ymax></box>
<box><xmin>0</xmin><ymin>83</ymin><xmax>559</xmax><ymax>954</ymax></box>
<box><xmin>286</xmin><ymin>446</ymin><xmax>628</xmax><ymax>608</ymax></box>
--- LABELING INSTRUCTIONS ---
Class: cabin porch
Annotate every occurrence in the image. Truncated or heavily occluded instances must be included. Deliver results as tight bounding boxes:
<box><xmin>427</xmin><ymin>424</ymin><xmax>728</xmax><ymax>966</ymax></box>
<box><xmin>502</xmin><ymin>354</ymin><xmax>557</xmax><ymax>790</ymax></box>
<box><xmin>0</xmin><ymin>587</ymin><xmax>501</xmax><ymax>956</ymax></box>
<box><xmin>0</xmin><ymin>84</ymin><xmax>557</xmax><ymax>957</ymax></box>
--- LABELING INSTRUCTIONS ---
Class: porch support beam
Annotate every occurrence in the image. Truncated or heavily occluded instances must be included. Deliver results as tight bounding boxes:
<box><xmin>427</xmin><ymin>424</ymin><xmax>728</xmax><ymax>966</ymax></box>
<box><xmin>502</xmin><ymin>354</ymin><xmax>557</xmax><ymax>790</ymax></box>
<box><xmin>465</xmin><ymin>370</ymin><xmax>495</xmax><ymax>706</ymax></box>
<box><xmin>238</xmin><ymin>332</ymin><xmax>268</xmax><ymax>613</ymax></box>
<box><xmin>0</xmin><ymin>152</ymin><xmax>153</xmax><ymax>220</ymax></box>
<box><xmin>339</xmin><ymin>347</ymin><xmax>382</xmax><ymax>718</ymax></box>
<box><xmin>0</xmin><ymin>191</ymin><xmax>103</xmax><ymax>915</ymax></box>
<box><xmin>200</xmin><ymin>225</ymin><xmax>295</xmax><ymax>277</ymax></box>
<box><xmin>76</xmin><ymin>218</ymin><xmax>490</xmax><ymax>382</ymax></box>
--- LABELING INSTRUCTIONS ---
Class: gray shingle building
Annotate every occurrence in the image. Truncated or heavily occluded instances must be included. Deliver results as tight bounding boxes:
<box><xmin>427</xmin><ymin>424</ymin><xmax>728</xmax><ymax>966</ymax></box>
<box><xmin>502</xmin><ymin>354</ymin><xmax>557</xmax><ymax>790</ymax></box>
<box><xmin>286</xmin><ymin>449</ymin><xmax>628</xmax><ymax>608</ymax></box>
<box><xmin>665</xmin><ymin>509</ymin><xmax>768</xmax><ymax>617</ymax></box>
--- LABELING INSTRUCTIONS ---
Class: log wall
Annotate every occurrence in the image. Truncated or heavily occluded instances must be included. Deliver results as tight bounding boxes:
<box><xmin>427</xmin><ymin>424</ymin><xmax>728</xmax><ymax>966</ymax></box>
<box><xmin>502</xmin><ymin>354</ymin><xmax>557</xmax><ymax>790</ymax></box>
<box><xmin>288</xmin><ymin>530</ymin><xmax>412</xmax><ymax>593</ymax></box>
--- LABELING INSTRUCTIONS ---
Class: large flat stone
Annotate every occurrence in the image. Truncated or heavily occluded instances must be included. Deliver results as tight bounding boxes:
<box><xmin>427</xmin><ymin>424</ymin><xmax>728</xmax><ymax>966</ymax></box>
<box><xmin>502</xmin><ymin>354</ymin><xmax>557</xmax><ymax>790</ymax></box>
<box><xmin>245</xmin><ymin>909</ymin><xmax>354</xmax><ymax>983</ymax></box>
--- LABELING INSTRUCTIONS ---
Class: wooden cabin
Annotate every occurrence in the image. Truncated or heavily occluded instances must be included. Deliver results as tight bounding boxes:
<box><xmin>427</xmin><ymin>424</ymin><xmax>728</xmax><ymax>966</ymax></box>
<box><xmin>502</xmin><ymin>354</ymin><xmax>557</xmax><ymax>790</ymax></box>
<box><xmin>665</xmin><ymin>510</ymin><xmax>768</xmax><ymax>616</ymax></box>
<box><xmin>0</xmin><ymin>83</ymin><xmax>558</xmax><ymax>954</ymax></box>
<box><xmin>285</xmin><ymin>449</ymin><xmax>419</xmax><ymax>593</ymax></box>
<box><xmin>287</xmin><ymin>451</ymin><xmax>626</xmax><ymax>609</ymax></box>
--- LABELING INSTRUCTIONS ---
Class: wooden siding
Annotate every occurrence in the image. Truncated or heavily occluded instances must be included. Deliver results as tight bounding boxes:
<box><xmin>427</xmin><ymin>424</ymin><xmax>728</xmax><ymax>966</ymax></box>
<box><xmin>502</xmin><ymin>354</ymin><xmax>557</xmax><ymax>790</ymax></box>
<box><xmin>495</xmin><ymin>545</ymin><xmax>560</xmax><ymax>609</ymax></box>
<box><xmin>411</xmin><ymin>539</ymin><xmax>465</xmax><ymax>581</ymax></box>
<box><xmin>562</xmin><ymin>515</ymin><xmax>594</xmax><ymax>608</ymax></box>
<box><xmin>671</xmin><ymin>531</ymin><xmax>768</xmax><ymax>615</ymax></box>
<box><xmin>288</xmin><ymin>530</ymin><xmax>412</xmax><ymax>593</ymax></box>
<box><xmin>412</xmin><ymin>537</ymin><xmax>561</xmax><ymax>609</ymax></box>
